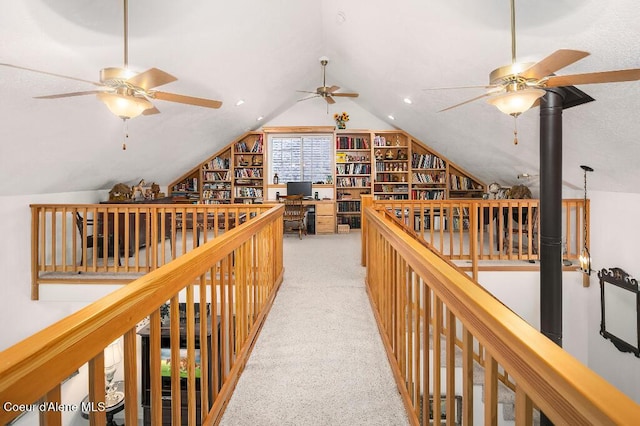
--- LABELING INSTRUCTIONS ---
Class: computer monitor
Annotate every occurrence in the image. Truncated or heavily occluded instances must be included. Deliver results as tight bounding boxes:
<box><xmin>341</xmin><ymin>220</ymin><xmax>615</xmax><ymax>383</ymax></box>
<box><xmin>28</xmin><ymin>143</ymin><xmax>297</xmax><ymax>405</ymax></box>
<box><xmin>286</xmin><ymin>181</ymin><xmax>313</xmax><ymax>198</ymax></box>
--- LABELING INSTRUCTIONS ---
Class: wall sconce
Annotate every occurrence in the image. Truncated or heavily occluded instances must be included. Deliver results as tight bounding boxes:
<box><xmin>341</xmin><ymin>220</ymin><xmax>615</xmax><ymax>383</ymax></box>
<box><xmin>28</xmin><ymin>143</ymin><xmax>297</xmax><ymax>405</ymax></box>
<box><xmin>579</xmin><ymin>165</ymin><xmax>594</xmax><ymax>275</ymax></box>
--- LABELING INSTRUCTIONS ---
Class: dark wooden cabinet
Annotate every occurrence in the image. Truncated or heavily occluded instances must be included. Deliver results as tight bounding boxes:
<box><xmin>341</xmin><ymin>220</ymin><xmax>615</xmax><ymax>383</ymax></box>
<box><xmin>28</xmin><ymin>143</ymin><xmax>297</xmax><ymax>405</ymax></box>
<box><xmin>98</xmin><ymin>197</ymin><xmax>173</xmax><ymax>257</ymax></box>
<box><xmin>138</xmin><ymin>313</ymin><xmax>213</xmax><ymax>426</ymax></box>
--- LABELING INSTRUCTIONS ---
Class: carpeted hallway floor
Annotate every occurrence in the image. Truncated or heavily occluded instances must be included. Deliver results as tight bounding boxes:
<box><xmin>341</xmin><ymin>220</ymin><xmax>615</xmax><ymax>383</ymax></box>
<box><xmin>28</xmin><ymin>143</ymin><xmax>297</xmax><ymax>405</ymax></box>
<box><xmin>219</xmin><ymin>230</ymin><xmax>409</xmax><ymax>426</ymax></box>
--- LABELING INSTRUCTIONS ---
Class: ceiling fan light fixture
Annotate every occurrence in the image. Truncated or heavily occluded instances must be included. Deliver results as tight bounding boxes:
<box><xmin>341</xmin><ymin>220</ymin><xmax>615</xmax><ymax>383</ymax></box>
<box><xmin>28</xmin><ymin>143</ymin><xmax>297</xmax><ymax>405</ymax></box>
<box><xmin>97</xmin><ymin>92</ymin><xmax>152</xmax><ymax>119</ymax></box>
<box><xmin>486</xmin><ymin>87</ymin><xmax>545</xmax><ymax>116</ymax></box>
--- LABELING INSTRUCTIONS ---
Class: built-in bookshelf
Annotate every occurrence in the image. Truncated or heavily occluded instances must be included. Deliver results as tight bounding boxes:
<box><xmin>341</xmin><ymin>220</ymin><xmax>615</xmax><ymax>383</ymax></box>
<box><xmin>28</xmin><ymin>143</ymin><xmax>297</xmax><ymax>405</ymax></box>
<box><xmin>233</xmin><ymin>133</ymin><xmax>264</xmax><ymax>203</ymax></box>
<box><xmin>448</xmin><ymin>164</ymin><xmax>484</xmax><ymax>199</ymax></box>
<box><xmin>170</xmin><ymin>169</ymin><xmax>199</xmax><ymax>203</ymax></box>
<box><xmin>169</xmin><ymin>129</ymin><xmax>485</xmax><ymax>229</ymax></box>
<box><xmin>411</xmin><ymin>142</ymin><xmax>446</xmax><ymax>200</ymax></box>
<box><xmin>201</xmin><ymin>148</ymin><xmax>231</xmax><ymax>204</ymax></box>
<box><xmin>373</xmin><ymin>132</ymin><xmax>410</xmax><ymax>200</ymax></box>
<box><xmin>335</xmin><ymin>132</ymin><xmax>372</xmax><ymax>228</ymax></box>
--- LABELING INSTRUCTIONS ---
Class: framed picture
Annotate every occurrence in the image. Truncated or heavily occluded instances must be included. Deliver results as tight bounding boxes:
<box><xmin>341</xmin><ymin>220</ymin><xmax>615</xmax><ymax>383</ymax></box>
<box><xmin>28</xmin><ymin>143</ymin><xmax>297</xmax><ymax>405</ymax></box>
<box><xmin>425</xmin><ymin>394</ymin><xmax>462</xmax><ymax>426</ymax></box>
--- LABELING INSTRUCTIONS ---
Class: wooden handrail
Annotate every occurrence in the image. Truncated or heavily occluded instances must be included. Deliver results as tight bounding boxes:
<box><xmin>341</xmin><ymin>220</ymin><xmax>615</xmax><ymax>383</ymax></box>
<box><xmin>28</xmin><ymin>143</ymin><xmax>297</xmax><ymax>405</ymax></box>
<box><xmin>364</xmin><ymin>207</ymin><xmax>640</xmax><ymax>424</ymax></box>
<box><xmin>362</xmin><ymin>197</ymin><xmax>589</xmax><ymax>277</ymax></box>
<box><xmin>0</xmin><ymin>204</ymin><xmax>284</xmax><ymax>425</ymax></box>
<box><xmin>29</xmin><ymin>203</ymin><xmax>273</xmax><ymax>299</ymax></box>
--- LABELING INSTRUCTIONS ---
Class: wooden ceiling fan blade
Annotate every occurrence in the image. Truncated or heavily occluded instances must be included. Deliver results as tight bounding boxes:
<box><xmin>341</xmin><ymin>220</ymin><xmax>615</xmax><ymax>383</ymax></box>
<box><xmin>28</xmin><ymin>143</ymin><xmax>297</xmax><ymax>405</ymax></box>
<box><xmin>327</xmin><ymin>85</ymin><xmax>340</xmax><ymax>93</ymax></box>
<box><xmin>521</xmin><ymin>49</ymin><xmax>589</xmax><ymax>80</ymax></box>
<box><xmin>332</xmin><ymin>92</ymin><xmax>359</xmax><ymax>98</ymax></box>
<box><xmin>325</xmin><ymin>96</ymin><xmax>336</xmax><ymax>104</ymax></box>
<box><xmin>127</xmin><ymin>68</ymin><xmax>177</xmax><ymax>90</ymax></box>
<box><xmin>34</xmin><ymin>90</ymin><xmax>105</xmax><ymax>99</ymax></box>
<box><xmin>0</xmin><ymin>63</ymin><xmax>102</xmax><ymax>86</ymax></box>
<box><xmin>153</xmin><ymin>91</ymin><xmax>222</xmax><ymax>109</ymax></box>
<box><xmin>544</xmin><ymin>69</ymin><xmax>640</xmax><ymax>87</ymax></box>
<box><xmin>142</xmin><ymin>106</ymin><xmax>160</xmax><ymax>115</ymax></box>
<box><xmin>439</xmin><ymin>92</ymin><xmax>493</xmax><ymax>112</ymax></box>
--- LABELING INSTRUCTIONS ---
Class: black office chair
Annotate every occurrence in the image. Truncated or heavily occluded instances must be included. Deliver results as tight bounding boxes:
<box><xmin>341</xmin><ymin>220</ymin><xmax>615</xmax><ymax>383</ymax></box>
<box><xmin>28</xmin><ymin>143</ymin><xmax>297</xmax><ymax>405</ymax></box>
<box><xmin>75</xmin><ymin>212</ymin><xmax>121</xmax><ymax>266</ymax></box>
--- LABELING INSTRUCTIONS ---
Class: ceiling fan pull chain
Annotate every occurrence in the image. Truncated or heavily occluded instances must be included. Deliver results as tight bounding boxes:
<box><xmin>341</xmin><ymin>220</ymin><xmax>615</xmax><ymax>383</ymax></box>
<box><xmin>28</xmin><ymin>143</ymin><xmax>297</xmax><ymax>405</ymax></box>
<box><xmin>513</xmin><ymin>115</ymin><xmax>519</xmax><ymax>145</ymax></box>
<box><xmin>122</xmin><ymin>118</ymin><xmax>128</xmax><ymax>150</ymax></box>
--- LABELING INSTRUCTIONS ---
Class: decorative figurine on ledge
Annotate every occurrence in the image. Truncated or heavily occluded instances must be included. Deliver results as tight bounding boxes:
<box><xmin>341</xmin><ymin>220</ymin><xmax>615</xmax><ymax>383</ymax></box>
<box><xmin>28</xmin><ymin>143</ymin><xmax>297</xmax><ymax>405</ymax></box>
<box><xmin>375</xmin><ymin>149</ymin><xmax>383</xmax><ymax>160</ymax></box>
<box><xmin>385</xmin><ymin>149</ymin><xmax>395</xmax><ymax>160</ymax></box>
<box><xmin>397</xmin><ymin>149</ymin><xmax>407</xmax><ymax>160</ymax></box>
<box><xmin>109</xmin><ymin>183</ymin><xmax>133</xmax><ymax>201</ymax></box>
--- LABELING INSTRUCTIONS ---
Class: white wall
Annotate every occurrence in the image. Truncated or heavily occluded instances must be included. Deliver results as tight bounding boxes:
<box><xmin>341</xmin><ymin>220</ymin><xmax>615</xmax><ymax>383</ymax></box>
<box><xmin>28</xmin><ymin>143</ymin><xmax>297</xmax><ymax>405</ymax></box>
<box><xmin>477</xmin><ymin>190</ymin><xmax>640</xmax><ymax>404</ymax></box>
<box><xmin>586</xmin><ymin>190</ymin><xmax>640</xmax><ymax>403</ymax></box>
<box><xmin>0</xmin><ymin>190</ymin><xmax>108</xmax><ymax>352</ymax></box>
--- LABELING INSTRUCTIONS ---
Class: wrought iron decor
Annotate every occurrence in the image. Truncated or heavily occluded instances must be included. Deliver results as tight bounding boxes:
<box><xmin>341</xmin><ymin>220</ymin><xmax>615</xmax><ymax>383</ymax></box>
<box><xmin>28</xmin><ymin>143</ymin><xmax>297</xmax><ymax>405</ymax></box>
<box><xmin>598</xmin><ymin>268</ymin><xmax>640</xmax><ymax>357</ymax></box>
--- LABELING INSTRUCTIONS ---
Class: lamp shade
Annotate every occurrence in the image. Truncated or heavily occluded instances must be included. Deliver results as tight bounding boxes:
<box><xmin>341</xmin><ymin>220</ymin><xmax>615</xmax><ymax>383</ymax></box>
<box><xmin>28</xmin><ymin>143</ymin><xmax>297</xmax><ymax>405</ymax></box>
<box><xmin>97</xmin><ymin>92</ymin><xmax>152</xmax><ymax>119</ymax></box>
<box><xmin>487</xmin><ymin>88</ymin><xmax>545</xmax><ymax>116</ymax></box>
<box><xmin>104</xmin><ymin>339</ymin><xmax>123</xmax><ymax>367</ymax></box>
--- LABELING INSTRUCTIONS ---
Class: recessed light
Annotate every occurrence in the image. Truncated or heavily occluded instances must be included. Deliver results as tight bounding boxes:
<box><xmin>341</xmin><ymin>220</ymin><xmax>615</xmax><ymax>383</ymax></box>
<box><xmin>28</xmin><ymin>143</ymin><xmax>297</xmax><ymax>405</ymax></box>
<box><xmin>403</xmin><ymin>98</ymin><xmax>412</xmax><ymax>104</ymax></box>
<box><xmin>257</xmin><ymin>116</ymin><xmax>264</xmax><ymax>121</ymax></box>
<box><xmin>388</xmin><ymin>115</ymin><xmax>395</xmax><ymax>120</ymax></box>
<box><xmin>235</xmin><ymin>99</ymin><xmax>245</xmax><ymax>106</ymax></box>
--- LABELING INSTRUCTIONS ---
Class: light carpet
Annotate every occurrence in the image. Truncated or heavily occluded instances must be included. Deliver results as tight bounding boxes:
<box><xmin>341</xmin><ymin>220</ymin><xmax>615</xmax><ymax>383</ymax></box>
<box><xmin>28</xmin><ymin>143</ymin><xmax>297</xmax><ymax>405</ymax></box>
<box><xmin>219</xmin><ymin>230</ymin><xmax>409</xmax><ymax>426</ymax></box>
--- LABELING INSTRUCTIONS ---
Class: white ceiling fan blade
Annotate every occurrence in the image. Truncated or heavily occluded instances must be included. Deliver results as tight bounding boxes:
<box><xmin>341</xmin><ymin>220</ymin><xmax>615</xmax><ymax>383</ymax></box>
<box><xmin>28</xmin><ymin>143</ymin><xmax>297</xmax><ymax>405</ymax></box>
<box><xmin>424</xmin><ymin>84</ymin><xmax>500</xmax><ymax>91</ymax></box>
<box><xmin>0</xmin><ymin>63</ymin><xmax>102</xmax><ymax>86</ymax></box>
<box><xmin>439</xmin><ymin>92</ymin><xmax>496</xmax><ymax>112</ymax></box>
<box><xmin>34</xmin><ymin>90</ymin><xmax>106</xmax><ymax>99</ymax></box>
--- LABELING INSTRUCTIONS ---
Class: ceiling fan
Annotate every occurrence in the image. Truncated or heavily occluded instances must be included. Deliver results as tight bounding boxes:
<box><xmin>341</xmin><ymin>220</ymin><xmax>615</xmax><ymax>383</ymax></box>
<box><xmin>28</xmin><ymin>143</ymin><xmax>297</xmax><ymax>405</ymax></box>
<box><xmin>431</xmin><ymin>0</ymin><xmax>640</xmax><ymax>117</ymax></box>
<box><xmin>0</xmin><ymin>0</ymin><xmax>222</xmax><ymax>120</ymax></box>
<box><xmin>297</xmin><ymin>57</ymin><xmax>359</xmax><ymax>105</ymax></box>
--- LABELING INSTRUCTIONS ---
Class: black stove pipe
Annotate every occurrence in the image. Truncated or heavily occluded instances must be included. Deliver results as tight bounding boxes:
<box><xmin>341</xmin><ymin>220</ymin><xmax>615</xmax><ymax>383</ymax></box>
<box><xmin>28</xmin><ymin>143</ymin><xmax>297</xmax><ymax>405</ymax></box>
<box><xmin>539</xmin><ymin>89</ymin><xmax>564</xmax><ymax>348</ymax></box>
<box><xmin>539</xmin><ymin>89</ymin><xmax>565</xmax><ymax>426</ymax></box>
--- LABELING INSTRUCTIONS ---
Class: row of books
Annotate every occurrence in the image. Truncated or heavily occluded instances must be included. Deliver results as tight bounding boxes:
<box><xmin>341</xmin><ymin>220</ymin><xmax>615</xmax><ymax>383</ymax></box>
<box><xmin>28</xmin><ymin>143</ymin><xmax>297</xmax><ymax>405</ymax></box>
<box><xmin>336</xmin><ymin>177</ymin><xmax>371</xmax><ymax>188</ymax></box>
<box><xmin>373</xmin><ymin>135</ymin><xmax>405</xmax><ymax>147</ymax></box>
<box><xmin>412</xmin><ymin>153</ymin><xmax>445</xmax><ymax>169</ymax></box>
<box><xmin>203</xmin><ymin>171</ymin><xmax>230</xmax><ymax>181</ymax></box>
<box><xmin>235</xmin><ymin>168</ymin><xmax>262</xmax><ymax>178</ymax></box>
<box><xmin>235</xmin><ymin>137</ymin><xmax>263</xmax><ymax>153</ymax></box>
<box><xmin>411</xmin><ymin>190</ymin><xmax>445</xmax><ymax>200</ymax></box>
<box><xmin>204</xmin><ymin>157</ymin><xmax>230</xmax><ymax>170</ymax></box>
<box><xmin>202</xmin><ymin>190</ymin><xmax>231</xmax><ymax>199</ymax></box>
<box><xmin>450</xmin><ymin>174</ymin><xmax>477</xmax><ymax>190</ymax></box>
<box><xmin>374</xmin><ymin>184</ymin><xmax>409</xmax><ymax>193</ymax></box>
<box><xmin>336</xmin><ymin>136</ymin><xmax>370</xmax><ymax>150</ymax></box>
<box><xmin>234</xmin><ymin>187</ymin><xmax>263</xmax><ymax>198</ymax></box>
<box><xmin>375</xmin><ymin>162</ymin><xmax>408</xmax><ymax>172</ymax></box>
<box><xmin>172</xmin><ymin>177</ymin><xmax>198</xmax><ymax>193</ymax></box>
<box><xmin>339</xmin><ymin>215</ymin><xmax>361</xmax><ymax>229</ymax></box>
<box><xmin>336</xmin><ymin>163</ymin><xmax>371</xmax><ymax>175</ymax></box>
<box><xmin>337</xmin><ymin>201</ymin><xmax>361</xmax><ymax>212</ymax></box>
<box><xmin>412</xmin><ymin>172</ymin><xmax>445</xmax><ymax>184</ymax></box>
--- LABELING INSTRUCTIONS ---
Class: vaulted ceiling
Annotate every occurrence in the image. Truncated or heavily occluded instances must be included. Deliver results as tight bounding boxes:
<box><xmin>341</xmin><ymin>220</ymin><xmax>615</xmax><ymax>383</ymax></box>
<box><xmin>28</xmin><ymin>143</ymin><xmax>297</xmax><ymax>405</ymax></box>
<box><xmin>2</xmin><ymin>0</ymin><xmax>639</xmax><ymax>197</ymax></box>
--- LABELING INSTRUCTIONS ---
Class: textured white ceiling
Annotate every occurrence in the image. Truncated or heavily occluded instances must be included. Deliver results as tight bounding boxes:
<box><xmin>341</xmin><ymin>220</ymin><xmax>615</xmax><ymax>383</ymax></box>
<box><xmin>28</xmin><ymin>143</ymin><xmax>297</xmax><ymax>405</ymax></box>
<box><xmin>1</xmin><ymin>0</ymin><xmax>639</xmax><ymax>196</ymax></box>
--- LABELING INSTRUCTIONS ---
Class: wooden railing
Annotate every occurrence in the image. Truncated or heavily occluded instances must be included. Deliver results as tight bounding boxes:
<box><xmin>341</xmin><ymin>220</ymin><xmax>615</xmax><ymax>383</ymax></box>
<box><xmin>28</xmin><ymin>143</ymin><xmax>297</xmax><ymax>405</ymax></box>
<box><xmin>1</xmin><ymin>204</ymin><xmax>284</xmax><ymax>426</ymax></box>
<box><xmin>363</xmin><ymin>206</ymin><xmax>639</xmax><ymax>425</ymax></box>
<box><xmin>30</xmin><ymin>203</ymin><xmax>273</xmax><ymax>299</ymax></box>
<box><xmin>362</xmin><ymin>196</ymin><xmax>589</xmax><ymax>277</ymax></box>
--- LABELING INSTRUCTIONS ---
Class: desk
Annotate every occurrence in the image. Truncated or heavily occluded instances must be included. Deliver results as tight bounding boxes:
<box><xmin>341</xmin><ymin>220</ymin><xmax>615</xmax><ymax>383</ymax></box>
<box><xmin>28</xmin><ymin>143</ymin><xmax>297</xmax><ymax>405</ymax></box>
<box><xmin>270</xmin><ymin>199</ymin><xmax>336</xmax><ymax>234</ymax></box>
<box><xmin>80</xmin><ymin>380</ymin><xmax>125</xmax><ymax>426</ymax></box>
